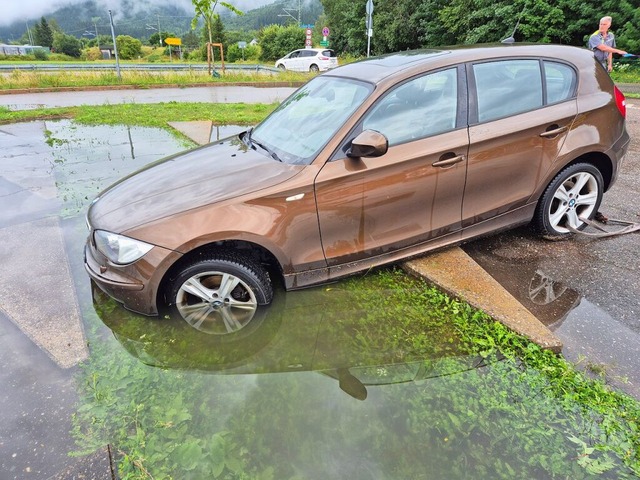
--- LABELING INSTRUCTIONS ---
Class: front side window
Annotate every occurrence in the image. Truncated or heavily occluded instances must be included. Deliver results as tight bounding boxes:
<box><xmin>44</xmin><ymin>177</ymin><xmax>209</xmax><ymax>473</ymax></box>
<box><xmin>474</xmin><ymin>60</ymin><xmax>543</xmax><ymax>122</ymax></box>
<box><xmin>251</xmin><ymin>76</ymin><xmax>373</xmax><ymax>165</ymax></box>
<box><xmin>362</xmin><ymin>68</ymin><xmax>458</xmax><ymax>146</ymax></box>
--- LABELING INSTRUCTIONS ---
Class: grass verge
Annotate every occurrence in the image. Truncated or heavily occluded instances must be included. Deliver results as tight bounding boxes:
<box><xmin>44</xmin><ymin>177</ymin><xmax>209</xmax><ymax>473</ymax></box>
<box><xmin>0</xmin><ymin>102</ymin><xmax>278</xmax><ymax>127</ymax></box>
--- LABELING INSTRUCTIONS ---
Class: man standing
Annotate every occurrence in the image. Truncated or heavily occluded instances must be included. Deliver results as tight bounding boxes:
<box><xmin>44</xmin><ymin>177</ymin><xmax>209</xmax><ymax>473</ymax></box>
<box><xmin>589</xmin><ymin>16</ymin><xmax>627</xmax><ymax>73</ymax></box>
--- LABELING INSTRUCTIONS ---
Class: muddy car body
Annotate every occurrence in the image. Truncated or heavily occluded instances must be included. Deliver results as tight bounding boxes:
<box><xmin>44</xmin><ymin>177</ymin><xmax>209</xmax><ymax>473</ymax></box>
<box><xmin>85</xmin><ymin>44</ymin><xmax>629</xmax><ymax>326</ymax></box>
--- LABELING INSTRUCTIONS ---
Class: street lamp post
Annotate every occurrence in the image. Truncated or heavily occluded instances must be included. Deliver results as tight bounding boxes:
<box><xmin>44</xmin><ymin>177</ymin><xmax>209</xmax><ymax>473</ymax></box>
<box><xmin>108</xmin><ymin>10</ymin><xmax>121</xmax><ymax>81</ymax></box>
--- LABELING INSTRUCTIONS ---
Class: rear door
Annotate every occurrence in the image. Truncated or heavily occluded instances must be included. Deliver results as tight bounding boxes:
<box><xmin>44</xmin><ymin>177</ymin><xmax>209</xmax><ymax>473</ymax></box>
<box><xmin>463</xmin><ymin>59</ymin><xmax>578</xmax><ymax>226</ymax></box>
<box><xmin>315</xmin><ymin>67</ymin><xmax>469</xmax><ymax>265</ymax></box>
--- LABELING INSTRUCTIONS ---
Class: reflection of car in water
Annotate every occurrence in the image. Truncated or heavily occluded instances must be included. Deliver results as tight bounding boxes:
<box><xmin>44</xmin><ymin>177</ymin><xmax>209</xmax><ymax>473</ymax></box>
<box><xmin>92</xmin><ymin>283</ymin><xmax>498</xmax><ymax>400</ymax></box>
<box><xmin>463</xmin><ymin>233</ymin><xmax>581</xmax><ymax>329</ymax></box>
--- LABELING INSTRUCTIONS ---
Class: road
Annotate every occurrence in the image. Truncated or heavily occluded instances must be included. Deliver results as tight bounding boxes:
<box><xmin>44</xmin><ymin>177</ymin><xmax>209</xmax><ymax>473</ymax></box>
<box><xmin>0</xmin><ymin>85</ymin><xmax>297</xmax><ymax>110</ymax></box>
<box><xmin>463</xmin><ymin>99</ymin><xmax>640</xmax><ymax>397</ymax></box>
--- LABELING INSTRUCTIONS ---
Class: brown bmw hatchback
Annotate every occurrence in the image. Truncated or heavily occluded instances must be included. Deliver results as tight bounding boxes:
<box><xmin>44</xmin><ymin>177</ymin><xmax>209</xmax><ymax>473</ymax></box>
<box><xmin>85</xmin><ymin>44</ymin><xmax>629</xmax><ymax>330</ymax></box>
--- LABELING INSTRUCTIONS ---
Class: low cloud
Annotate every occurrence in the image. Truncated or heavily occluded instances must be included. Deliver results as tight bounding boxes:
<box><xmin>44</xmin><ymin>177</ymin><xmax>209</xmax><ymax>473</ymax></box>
<box><xmin>1</xmin><ymin>0</ymin><xmax>275</xmax><ymax>27</ymax></box>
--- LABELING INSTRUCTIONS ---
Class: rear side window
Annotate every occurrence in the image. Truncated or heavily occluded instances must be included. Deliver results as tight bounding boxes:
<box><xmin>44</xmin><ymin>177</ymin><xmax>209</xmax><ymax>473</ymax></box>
<box><xmin>473</xmin><ymin>60</ymin><xmax>543</xmax><ymax>122</ymax></box>
<box><xmin>301</xmin><ymin>50</ymin><xmax>316</xmax><ymax>57</ymax></box>
<box><xmin>322</xmin><ymin>50</ymin><xmax>336</xmax><ymax>58</ymax></box>
<box><xmin>544</xmin><ymin>61</ymin><xmax>576</xmax><ymax>104</ymax></box>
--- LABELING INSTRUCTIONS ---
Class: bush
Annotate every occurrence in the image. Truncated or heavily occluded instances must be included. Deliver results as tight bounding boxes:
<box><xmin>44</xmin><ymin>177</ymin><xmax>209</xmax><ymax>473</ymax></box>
<box><xmin>49</xmin><ymin>53</ymin><xmax>78</xmax><ymax>61</ymax></box>
<box><xmin>188</xmin><ymin>49</ymin><xmax>204</xmax><ymax>61</ymax></box>
<box><xmin>115</xmin><ymin>35</ymin><xmax>142</xmax><ymax>60</ymax></box>
<box><xmin>258</xmin><ymin>25</ymin><xmax>306</xmax><ymax>61</ymax></box>
<box><xmin>52</xmin><ymin>32</ymin><xmax>82</xmax><ymax>57</ymax></box>
<box><xmin>33</xmin><ymin>48</ymin><xmax>49</xmax><ymax>61</ymax></box>
<box><xmin>81</xmin><ymin>47</ymin><xmax>103</xmax><ymax>61</ymax></box>
<box><xmin>227</xmin><ymin>43</ymin><xmax>260</xmax><ymax>63</ymax></box>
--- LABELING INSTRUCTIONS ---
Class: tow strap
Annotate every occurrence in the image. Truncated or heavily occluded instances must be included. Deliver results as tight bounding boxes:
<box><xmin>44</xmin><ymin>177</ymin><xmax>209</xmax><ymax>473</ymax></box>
<box><xmin>567</xmin><ymin>215</ymin><xmax>640</xmax><ymax>238</ymax></box>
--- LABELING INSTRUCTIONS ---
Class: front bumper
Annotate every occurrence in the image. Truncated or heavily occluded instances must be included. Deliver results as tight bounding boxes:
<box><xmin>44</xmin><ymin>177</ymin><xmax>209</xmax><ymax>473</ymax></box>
<box><xmin>84</xmin><ymin>240</ymin><xmax>181</xmax><ymax>316</ymax></box>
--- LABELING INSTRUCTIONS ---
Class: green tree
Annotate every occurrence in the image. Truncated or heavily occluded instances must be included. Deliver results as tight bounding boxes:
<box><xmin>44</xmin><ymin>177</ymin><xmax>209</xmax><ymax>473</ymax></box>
<box><xmin>258</xmin><ymin>24</ymin><xmax>305</xmax><ymax>61</ymax></box>
<box><xmin>320</xmin><ymin>0</ymin><xmax>640</xmax><ymax>55</ymax></box>
<box><xmin>52</xmin><ymin>32</ymin><xmax>82</xmax><ymax>57</ymax></box>
<box><xmin>182</xmin><ymin>30</ymin><xmax>201</xmax><ymax>50</ymax></box>
<box><xmin>191</xmin><ymin>0</ymin><xmax>243</xmax><ymax>44</ymax></box>
<box><xmin>33</xmin><ymin>17</ymin><xmax>53</xmax><ymax>47</ymax></box>
<box><xmin>148</xmin><ymin>31</ymin><xmax>176</xmax><ymax>47</ymax></box>
<box><xmin>115</xmin><ymin>35</ymin><xmax>143</xmax><ymax>60</ymax></box>
<box><xmin>211</xmin><ymin>13</ymin><xmax>226</xmax><ymax>45</ymax></box>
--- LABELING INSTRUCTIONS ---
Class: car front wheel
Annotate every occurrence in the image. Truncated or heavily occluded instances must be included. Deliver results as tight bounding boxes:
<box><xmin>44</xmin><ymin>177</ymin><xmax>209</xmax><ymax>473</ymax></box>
<box><xmin>277</xmin><ymin>64</ymin><xmax>286</xmax><ymax>70</ymax></box>
<box><xmin>166</xmin><ymin>253</ymin><xmax>273</xmax><ymax>335</ymax></box>
<box><xmin>534</xmin><ymin>163</ymin><xmax>603</xmax><ymax>238</ymax></box>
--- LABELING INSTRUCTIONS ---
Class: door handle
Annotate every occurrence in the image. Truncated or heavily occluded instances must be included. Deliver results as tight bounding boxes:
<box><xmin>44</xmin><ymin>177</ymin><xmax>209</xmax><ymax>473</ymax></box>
<box><xmin>539</xmin><ymin>125</ymin><xmax>568</xmax><ymax>138</ymax></box>
<box><xmin>432</xmin><ymin>155</ymin><xmax>465</xmax><ymax>168</ymax></box>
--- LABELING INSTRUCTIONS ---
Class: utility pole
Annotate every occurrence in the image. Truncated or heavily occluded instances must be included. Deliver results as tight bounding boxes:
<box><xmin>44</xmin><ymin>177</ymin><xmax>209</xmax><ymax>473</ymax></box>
<box><xmin>91</xmin><ymin>17</ymin><xmax>100</xmax><ymax>40</ymax></box>
<box><xmin>279</xmin><ymin>0</ymin><xmax>302</xmax><ymax>26</ymax></box>
<box><xmin>157</xmin><ymin>14</ymin><xmax>162</xmax><ymax>47</ymax></box>
<box><xmin>25</xmin><ymin>22</ymin><xmax>34</xmax><ymax>45</ymax></box>
<box><xmin>108</xmin><ymin>10</ymin><xmax>121</xmax><ymax>81</ymax></box>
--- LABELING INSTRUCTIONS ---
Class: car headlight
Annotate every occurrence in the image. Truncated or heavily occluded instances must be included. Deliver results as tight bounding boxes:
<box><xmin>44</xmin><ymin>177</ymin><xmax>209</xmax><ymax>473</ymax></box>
<box><xmin>94</xmin><ymin>230</ymin><xmax>154</xmax><ymax>265</ymax></box>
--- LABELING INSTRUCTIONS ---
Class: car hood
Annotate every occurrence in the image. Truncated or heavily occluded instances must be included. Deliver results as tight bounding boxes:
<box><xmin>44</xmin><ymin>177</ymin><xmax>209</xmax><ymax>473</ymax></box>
<box><xmin>89</xmin><ymin>135</ymin><xmax>303</xmax><ymax>233</ymax></box>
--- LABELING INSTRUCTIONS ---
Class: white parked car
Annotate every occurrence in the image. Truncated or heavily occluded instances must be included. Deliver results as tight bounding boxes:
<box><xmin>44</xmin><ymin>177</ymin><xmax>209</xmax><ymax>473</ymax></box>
<box><xmin>275</xmin><ymin>48</ymin><xmax>338</xmax><ymax>72</ymax></box>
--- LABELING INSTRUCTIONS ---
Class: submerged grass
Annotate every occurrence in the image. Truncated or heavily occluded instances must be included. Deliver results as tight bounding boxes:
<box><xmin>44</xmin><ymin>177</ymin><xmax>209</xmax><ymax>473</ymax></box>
<box><xmin>76</xmin><ymin>268</ymin><xmax>640</xmax><ymax>479</ymax></box>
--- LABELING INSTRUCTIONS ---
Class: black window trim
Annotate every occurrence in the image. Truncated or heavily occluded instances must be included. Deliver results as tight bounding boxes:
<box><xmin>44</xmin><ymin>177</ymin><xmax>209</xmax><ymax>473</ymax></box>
<box><xmin>467</xmin><ymin>56</ymin><xmax>578</xmax><ymax>126</ymax></box>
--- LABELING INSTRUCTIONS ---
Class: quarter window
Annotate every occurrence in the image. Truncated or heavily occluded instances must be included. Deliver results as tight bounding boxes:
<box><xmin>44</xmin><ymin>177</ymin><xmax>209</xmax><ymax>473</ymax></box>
<box><xmin>363</xmin><ymin>68</ymin><xmax>458</xmax><ymax>146</ymax></box>
<box><xmin>474</xmin><ymin>60</ymin><xmax>543</xmax><ymax>122</ymax></box>
<box><xmin>544</xmin><ymin>61</ymin><xmax>576</xmax><ymax>104</ymax></box>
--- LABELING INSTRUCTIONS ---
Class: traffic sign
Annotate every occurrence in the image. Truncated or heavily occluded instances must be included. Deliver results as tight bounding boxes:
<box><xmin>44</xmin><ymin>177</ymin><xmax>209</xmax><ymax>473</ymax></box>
<box><xmin>366</xmin><ymin>0</ymin><xmax>374</xmax><ymax>15</ymax></box>
<box><xmin>320</xmin><ymin>40</ymin><xmax>329</xmax><ymax>47</ymax></box>
<box><xmin>322</xmin><ymin>27</ymin><xmax>330</xmax><ymax>37</ymax></box>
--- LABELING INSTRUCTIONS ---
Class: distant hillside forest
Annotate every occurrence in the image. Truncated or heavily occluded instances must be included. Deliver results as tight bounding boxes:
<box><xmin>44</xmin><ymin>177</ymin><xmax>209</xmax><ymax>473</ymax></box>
<box><xmin>0</xmin><ymin>0</ymin><xmax>324</xmax><ymax>45</ymax></box>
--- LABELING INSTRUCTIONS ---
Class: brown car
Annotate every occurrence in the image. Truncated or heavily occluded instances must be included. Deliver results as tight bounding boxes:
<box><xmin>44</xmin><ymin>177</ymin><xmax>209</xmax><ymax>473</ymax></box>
<box><xmin>85</xmin><ymin>44</ymin><xmax>629</xmax><ymax>331</ymax></box>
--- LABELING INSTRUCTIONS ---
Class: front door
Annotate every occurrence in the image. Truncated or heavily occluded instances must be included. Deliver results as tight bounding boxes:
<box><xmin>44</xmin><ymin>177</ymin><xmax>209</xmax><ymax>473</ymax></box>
<box><xmin>315</xmin><ymin>67</ymin><xmax>469</xmax><ymax>265</ymax></box>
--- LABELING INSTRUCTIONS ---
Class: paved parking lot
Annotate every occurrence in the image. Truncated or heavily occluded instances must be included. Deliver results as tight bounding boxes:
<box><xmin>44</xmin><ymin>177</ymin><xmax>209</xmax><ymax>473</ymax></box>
<box><xmin>0</xmin><ymin>87</ymin><xmax>638</xmax><ymax>478</ymax></box>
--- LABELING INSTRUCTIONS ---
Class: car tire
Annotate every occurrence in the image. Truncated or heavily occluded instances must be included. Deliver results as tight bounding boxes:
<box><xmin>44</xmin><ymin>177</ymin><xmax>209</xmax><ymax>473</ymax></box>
<box><xmin>534</xmin><ymin>162</ymin><xmax>603</xmax><ymax>239</ymax></box>
<box><xmin>278</xmin><ymin>64</ymin><xmax>286</xmax><ymax>70</ymax></box>
<box><xmin>310</xmin><ymin>64</ymin><xmax>319</xmax><ymax>72</ymax></box>
<box><xmin>166</xmin><ymin>253</ymin><xmax>273</xmax><ymax>335</ymax></box>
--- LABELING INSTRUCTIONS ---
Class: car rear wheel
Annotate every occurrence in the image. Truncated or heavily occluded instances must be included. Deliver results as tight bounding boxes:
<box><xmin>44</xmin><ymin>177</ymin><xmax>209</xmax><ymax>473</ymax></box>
<box><xmin>534</xmin><ymin>163</ymin><xmax>603</xmax><ymax>239</ymax></box>
<box><xmin>309</xmin><ymin>64</ymin><xmax>319</xmax><ymax>72</ymax></box>
<box><xmin>166</xmin><ymin>253</ymin><xmax>273</xmax><ymax>335</ymax></box>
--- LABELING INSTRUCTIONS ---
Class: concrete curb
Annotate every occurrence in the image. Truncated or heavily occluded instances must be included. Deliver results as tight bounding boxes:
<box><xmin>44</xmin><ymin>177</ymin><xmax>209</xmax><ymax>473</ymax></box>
<box><xmin>403</xmin><ymin>247</ymin><xmax>563</xmax><ymax>352</ymax></box>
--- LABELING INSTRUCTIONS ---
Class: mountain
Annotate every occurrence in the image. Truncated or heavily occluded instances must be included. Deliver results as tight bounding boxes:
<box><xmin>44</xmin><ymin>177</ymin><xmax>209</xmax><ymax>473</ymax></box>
<box><xmin>222</xmin><ymin>0</ymin><xmax>324</xmax><ymax>31</ymax></box>
<box><xmin>0</xmin><ymin>0</ymin><xmax>324</xmax><ymax>45</ymax></box>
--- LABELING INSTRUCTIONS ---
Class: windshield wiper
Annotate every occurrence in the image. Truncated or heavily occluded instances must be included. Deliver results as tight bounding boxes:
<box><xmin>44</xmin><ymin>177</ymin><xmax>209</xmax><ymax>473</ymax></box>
<box><xmin>247</xmin><ymin>129</ymin><xmax>282</xmax><ymax>162</ymax></box>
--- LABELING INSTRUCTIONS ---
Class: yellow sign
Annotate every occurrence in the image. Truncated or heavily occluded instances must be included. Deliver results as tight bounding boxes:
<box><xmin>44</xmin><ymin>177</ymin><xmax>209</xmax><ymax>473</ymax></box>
<box><xmin>164</xmin><ymin>37</ymin><xmax>181</xmax><ymax>46</ymax></box>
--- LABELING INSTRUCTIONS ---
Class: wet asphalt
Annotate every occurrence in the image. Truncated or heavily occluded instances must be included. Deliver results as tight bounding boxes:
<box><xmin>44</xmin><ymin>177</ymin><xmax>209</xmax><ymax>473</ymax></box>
<box><xmin>0</xmin><ymin>86</ymin><xmax>639</xmax><ymax>478</ymax></box>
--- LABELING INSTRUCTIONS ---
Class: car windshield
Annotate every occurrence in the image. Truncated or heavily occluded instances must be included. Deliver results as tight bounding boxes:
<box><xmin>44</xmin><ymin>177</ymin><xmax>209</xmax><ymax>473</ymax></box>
<box><xmin>250</xmin><ymin>76</ymin><xmax>373</xmax><ymax>165</ymax></box>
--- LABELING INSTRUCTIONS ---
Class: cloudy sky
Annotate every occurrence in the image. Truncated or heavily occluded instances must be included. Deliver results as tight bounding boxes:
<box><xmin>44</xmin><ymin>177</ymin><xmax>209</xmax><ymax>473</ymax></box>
<box><xmin>2</xmin><ymin>0</ymin><xmax>275</xmax><ymax>27</ymax></box>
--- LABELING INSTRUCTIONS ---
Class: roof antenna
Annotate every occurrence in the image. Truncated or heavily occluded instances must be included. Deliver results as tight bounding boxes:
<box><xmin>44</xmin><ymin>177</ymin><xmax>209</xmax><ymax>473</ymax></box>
<box><xmin>502</xmin><ymin>3</ymin><xmax>527</xmax><ymax>44</ymax></box>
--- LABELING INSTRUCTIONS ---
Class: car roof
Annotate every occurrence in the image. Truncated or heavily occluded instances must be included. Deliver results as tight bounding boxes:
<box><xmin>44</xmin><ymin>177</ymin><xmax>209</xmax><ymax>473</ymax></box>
<box><xmin>326</xmin><ymin>43</ymin><xmax>594</xmax><ymax>85</ymax></box>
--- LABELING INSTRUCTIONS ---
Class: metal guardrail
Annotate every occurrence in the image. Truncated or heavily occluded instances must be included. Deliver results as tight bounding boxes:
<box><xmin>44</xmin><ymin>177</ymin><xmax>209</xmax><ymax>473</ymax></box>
<box><xmin>0</xmin><ymin>63</ymin><xmax>281</xmax><ymax>73</ymax></box>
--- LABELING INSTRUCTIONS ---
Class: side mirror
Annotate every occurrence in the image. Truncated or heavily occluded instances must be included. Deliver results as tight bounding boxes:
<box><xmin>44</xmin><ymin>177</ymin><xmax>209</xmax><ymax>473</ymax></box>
<box><xmin>347</xmin><ymin>130</ymin><xmax>388</xmax><ymax>158</ymax></box>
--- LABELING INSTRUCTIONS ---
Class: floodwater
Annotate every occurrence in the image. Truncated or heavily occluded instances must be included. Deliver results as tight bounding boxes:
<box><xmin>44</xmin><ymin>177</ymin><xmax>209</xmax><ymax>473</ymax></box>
<box><xmin>1</xmin><ymin>120</ymin><xmax>638</xmax><ymax>479</ymax></box>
